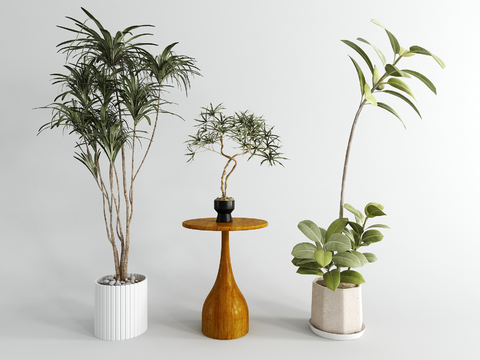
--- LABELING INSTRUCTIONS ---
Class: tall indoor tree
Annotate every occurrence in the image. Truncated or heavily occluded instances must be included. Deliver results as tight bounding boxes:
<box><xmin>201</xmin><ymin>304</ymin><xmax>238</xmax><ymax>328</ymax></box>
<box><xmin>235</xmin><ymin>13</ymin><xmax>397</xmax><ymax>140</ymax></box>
<box><xmin>39</xmin><ymin>8</ymin><xmax>200</xmax><ymax>281</ymax></box>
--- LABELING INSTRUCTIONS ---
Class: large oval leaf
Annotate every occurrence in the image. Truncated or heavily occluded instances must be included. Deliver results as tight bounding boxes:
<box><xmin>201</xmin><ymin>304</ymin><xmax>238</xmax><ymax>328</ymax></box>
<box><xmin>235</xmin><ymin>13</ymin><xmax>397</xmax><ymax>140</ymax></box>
<box><xmin>351</xmin><ymin>251</ymin><xmax>368</xmax><ymax>266</ymax></box>
<box><xmin>298</xmin><ymin>220</ymin><xmax>324</xmax><ymax>247</ymax></box>
<box><xmin>402</xmin><ymin>69</ymin><xmax>437</xmax><ymax>94</ymax></box>
<box><xmin>344</xmin><ymin>203</ymin><xmax>365</xmax><ymax>224</ymax></box>
<box><xmin>291</xmin><ymin>242</ymin><xmax>317</xmax><ymax>259</ymax></box>
<box><xmin>365</xmin><ymin>202</ymin><xmax>386</xmax><ymax>218</ymax></box>
<box><xmin>326</xmin><ymin>218</ymin><xmax>349</xmax><ymax>242</ymax></box>
<box><xmin>291</xmin><ymin>257</ymin><xmax>318</xmax><ymax>266</ymax></box>
<box><xmin>332</xmin><ymin>251</ymin><xmax>362</xmax><ymax>268</ymax></box>
<box><xmin>361</xmin><ymin>230</ymin><xmax>384</xmax><ymax>245</ymax></box>
<box><xmin>296</xmin><ymin>267</ymin><xmax>324</xmax><ymax>276</ymax></box>
<box><xmin>314</xmin><ymin>249</ymin><xmax>333</xmax><ymax>268</ymax></box>
<box><xmin>363</xmin><ymin>252</ymin><xmax>378</xmax><ymax>263</ymax></box>
<box><xmin>325</xmin><ymin>233</ymin><xmax>351</xmax><ymax>252</ymax></box>
<box><xmin>340</xmin><ymin>270</ymin><xmax>365</xmax><ymax>285</ymax></box>
<box><xmin>323</xmin><ymin>269</ymin><xmax>341</xmax><ymax>291</ymax></box>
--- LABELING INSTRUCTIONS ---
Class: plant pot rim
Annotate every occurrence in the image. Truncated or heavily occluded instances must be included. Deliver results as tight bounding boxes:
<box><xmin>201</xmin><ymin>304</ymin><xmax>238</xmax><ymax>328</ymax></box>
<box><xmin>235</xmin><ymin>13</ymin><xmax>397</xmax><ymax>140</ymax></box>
<box><xmin>309</xmin><ymin>319</ymin><xmax>366</xmax><ymax>340</ymax></box>
<box><xmin>96</xmin><ymin>273</ymin><xmax>147</xmax><ymax>285</ymax></box>
<box><xmin>313</xmin><ymin>277</ymin><xmax>361</xmax><ymax>291</ymax></box>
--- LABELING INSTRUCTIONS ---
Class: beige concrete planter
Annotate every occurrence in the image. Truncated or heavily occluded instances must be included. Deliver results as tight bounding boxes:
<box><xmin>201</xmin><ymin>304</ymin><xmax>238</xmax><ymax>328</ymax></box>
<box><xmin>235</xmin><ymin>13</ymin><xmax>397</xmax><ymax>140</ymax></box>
<box><xmin>94</xmin><ymin>273</ymin><xmax>148</xmax><ymax>341</ymax></box>
<box><xmin>310</xmin><ymin>277</ymin><xmax>365</xmax><ymax>340</ymax></box>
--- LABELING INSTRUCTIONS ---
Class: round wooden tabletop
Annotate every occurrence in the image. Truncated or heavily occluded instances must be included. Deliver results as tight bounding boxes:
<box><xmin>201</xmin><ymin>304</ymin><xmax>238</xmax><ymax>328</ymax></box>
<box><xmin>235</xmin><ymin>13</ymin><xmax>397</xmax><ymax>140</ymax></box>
<box><xmin>182</xmin><ymin>218</ymin><xmax>268</xmax><ymax>231</ymax></box>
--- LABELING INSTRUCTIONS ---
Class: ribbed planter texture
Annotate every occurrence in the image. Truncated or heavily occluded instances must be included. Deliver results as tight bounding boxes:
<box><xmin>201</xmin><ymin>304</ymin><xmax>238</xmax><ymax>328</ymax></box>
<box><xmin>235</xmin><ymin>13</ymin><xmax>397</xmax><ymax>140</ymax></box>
<box><xmin>310</xmin><ymin>277</ymin><xmax>364</xmax><ymax>339</ymax></box>
<box><xmin>94</xmin><ymin>273</ymin><xmax>148</xmax><ymax>341</ymax></box>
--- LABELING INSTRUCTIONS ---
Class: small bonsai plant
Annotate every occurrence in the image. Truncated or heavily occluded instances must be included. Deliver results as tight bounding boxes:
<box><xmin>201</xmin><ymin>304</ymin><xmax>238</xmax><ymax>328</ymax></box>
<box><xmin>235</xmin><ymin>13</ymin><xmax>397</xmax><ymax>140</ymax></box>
<box><xmin>291</xmin><ymin>20</ymin><xmax>445</xmax><ymax>291</ymax></box>
<box><xmin>185</xmin><ymin>103</ymin><xmax>285</xmax><ymax>220</ymax></box>
<box><xmin>39</xmin><ymin>8</ymin><xmax>200</xmax><ymax>282</ymax></box>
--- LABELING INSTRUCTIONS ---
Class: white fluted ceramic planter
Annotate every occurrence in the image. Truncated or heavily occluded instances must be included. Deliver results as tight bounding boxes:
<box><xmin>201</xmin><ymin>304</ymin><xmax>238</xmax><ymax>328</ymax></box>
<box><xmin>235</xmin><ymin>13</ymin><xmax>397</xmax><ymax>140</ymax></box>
<box><xmin>94</xmin><ymin>273</ymin><xmax>148</xmax><ymax>341</ymax></box>
<box><xmin>310</xmin><ymin>277</ymin><xmax>365</xmax><ymax>340</ymax></box>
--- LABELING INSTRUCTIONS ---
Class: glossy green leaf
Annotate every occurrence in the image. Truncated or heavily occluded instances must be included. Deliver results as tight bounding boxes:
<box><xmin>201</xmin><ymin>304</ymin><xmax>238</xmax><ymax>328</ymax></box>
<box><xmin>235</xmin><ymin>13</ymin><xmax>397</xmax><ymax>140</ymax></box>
<box><xmin>343</xmin><ymin>228</ymin><xmax>356</xmax><ymax>247</ymax></box>
<box><xmin>371</xmin><ymin>19</ymin><xmax>400</xmax><ymax>55</ymax></box>
<box><xmin>340</xmin><ymin>270</ymin><xmax>365</xmax><ymax>285</ymax></box>
<box><xmin>381</xmin><ymin>90</ymin><xmax>422</xmax><ymax>119</ymax></box>
<box><xmin>291</xmin><ymin>257</ymin><xmax>318</xmax><ymax>266</ymax></box>
<box><xmin>332</xmin><ymin>251</ymin><xmax>362</xmax><ymax>268</ymax></box>
<box><xmin>297</xmin><ymin>261</ymin><xmax>324</xmax><ymax>270</ymax></box>
<box><xmin>296</xmin><ymin>267</ymin><xmax>324</xmax><ymax>276</ymax></box>
<box><xmin>387</xmin><ymin>78</ymin><xmax>416</xmax><ymax>100</ymax></box>
<box><xmin>377</xmin><ymin>102</ymin><xmax>406</xmax><ymax>129</ymax></box>
<box><xmin>314</xmin><ymin>249</ymin><xmax>333</xmax><ymax>267</ymax></box>
<box><xmin>409</xmin><ymin>46</ymin><xmax>446</xmax><ymax>68</ymax></box>
<box><xmin>348</xmin><ymin>56</ymin><xmax>366</xmax><ymax>96</ymax></box>
<box><xmin>344</xmin><ymin>203</ymin><xmax>365</xmax><ymax>224</ymax></box>
<box><xmin>341</xmin><ymin>39</ymin><xmax>374</xmax><ymax>73</ymax></box>
<box><xmin>323</xmin><ymin>269</ymin><xmax>341</xmax><ymax>291</ymax></box>
<box><xmin>364</xmin><ymin>83</ymin><xmax>377</xmax><ymax>105</ymax></box>
<box><xmin>357</xmin><ymin>37</ymin><xmax>386</xmax><ymax>65</ymax></box>
<box><xmin>348</xmin><ymin>221</ymin><xmax>364</xmax><ymax>236</ymax></box>
<box><xmin>363</xmin><ymin>252</ymin><xmax>378</xmax><ymax>263</ymax></box>
<box><xmin>365</xmin><ymin>202</ymin><xmax>386</xmax><ymax>217</ymax></box>
<box><xmin>291</xmin><ymin>242</ymin><xmax>317</xmax><ymax>259</ymax></box>
<box><xmin>326</xmin><ymin>218</ymin><xmax>349</xmax><ymax>241</ymax></box>
<box><xmin>402</xmin><ymin>69</ymin><xmax>437</xmax><ymax>94</ymax></box>
<box><xmin>366</xmin><ymin>224</ymin><xmax>390</xmax><ymax>229</ymax></box>
<box><xmin>373</xmin><ymin>65</ymin><xmax>382</xmax><ymax>88</ymax></box>
<box><xmin>298</xmin><ymin>220</ymin><xmax>324</xmax><ymax>247</ymax></box>
<box><xmin>325</xmin><ymin>233</ymin><xmax>352</xmax><ymax>252</ymax></box>
<box><xmin>361</xmin><ymin>229</ymin><xmax>384</xmax><ymax>245</ymax></box>
<box><xmin>385</xmin><ymin>64</ymin><xmax>411</xmax><ymax>78</ymax></box>
<box><xmin>352</xmin><ymin>251</ymin><xmax>368</xmax><ymax>266</ymax></box>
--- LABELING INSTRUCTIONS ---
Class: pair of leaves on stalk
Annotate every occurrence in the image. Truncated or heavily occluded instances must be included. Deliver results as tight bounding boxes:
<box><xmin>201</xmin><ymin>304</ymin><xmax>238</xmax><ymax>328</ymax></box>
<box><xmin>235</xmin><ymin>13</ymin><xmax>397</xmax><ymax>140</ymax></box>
<box><xmin>292</xmin><ymin>202</ymin><xmax>389</xmax><ymax>291</ymax></box>
<box><xmin>343</xmin><ymin>19</ymin><xmax>445</xmax><ymax>128</ymax></box>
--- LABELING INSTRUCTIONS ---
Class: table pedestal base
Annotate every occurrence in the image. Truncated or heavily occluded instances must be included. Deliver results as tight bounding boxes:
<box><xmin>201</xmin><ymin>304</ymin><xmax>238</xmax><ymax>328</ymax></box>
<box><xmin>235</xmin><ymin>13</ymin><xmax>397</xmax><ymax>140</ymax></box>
<box><xmin>202</xmin><ymin>231</ymin><xmax>249</xmax><ymax>340</ymax></box>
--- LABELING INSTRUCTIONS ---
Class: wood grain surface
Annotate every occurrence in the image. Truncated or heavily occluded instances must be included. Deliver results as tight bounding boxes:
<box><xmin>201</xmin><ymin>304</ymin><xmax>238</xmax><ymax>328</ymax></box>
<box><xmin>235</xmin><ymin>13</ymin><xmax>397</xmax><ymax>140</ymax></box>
<box><xmin>182</xmin><ymin>217</ymin><xmax>268</xmax><ymax>231</ymax></box>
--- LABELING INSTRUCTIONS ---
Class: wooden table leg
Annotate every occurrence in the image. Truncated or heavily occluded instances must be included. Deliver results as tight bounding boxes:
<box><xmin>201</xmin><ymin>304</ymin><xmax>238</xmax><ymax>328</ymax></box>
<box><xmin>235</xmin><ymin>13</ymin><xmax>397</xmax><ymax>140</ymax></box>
<box><xmin>202</xmin><ymin>230</ymin><xmax>249</xmax><ymax>340</ymax></box>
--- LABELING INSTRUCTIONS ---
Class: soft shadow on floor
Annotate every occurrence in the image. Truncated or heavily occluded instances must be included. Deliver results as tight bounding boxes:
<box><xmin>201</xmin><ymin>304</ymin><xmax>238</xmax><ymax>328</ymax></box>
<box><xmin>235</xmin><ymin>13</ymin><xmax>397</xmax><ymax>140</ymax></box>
<box><xmin>152</xmin><ymin>307</ymin><xmax>203</xmax><ymax>338</ymax></box>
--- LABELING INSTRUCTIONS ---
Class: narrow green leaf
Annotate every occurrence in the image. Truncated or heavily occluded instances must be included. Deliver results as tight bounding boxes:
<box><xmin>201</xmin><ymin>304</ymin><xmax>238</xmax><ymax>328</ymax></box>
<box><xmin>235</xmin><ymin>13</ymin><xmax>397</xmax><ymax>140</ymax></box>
<box><xmin>381</xmin><ymin>90</ymin><xmax>422</xmax><ymax>119</ymax></box>
<box><xmin>326</xmin><ymin>218</ymin><xmax>349</xmax><ymax>241</ymax></box>
<box><xmin>348</xmin><ymin>56</ymin><xmax>366</xmax><ymax>96</ymax></box>
<box><xmin>371</xmin><ymin>20</ymin><xmax>401</xmax><ymax>55</ymax></box>
<box><xmin>385</xmin><ymin>64</ymin><xmax>411</xmax><ymax>78</ymax></box>
<box><xmin>325</xmin><ymin>233</ymin><xmax>351</xmax><ymax>252</ymax></box>
<box><xmin>314</xmin><ymin>249</ymin><xmax>333</xmax><ymax>267</ymax></box>
<box><xmin>341</xmin><ymin>39</ymin><xmax>374</xmax><ymax>73</ymax></box>
<box><xmin>402</xmin><ymin>69</ymin><xmax>437</xmax><ymax>94</ymax></box>
<box><xmin>361</xmin><ymin>230</ymin><xmax>384</xmax><ymax>244</ymax></box>
<box><xmin>297</xmin><ymin>267</ymin><xmax>324</xmax><ymax>276</ymax></box>
<box><xmin>340</xmin><ymin>270</ymin><xmax>365</xmax><ymax>285</ymax></box>
<box><xmin>364</xmin><ymin>83</ymin><xmax>377</xmax><ymax>105</ymax></box>
<box><xmin>377</xmin><ymin>102</ymin><xmax>406</xmax><ymax>129</ymax></box>
<box><xmin>409</xmin><ymin>46</ymin><xmax>446</xmax><ymax>68</ymax></box>
<box><xmin>332</xmin><ymin>251</ymin><xmax>362</xmax><ymax>268</ymax></box>
<box><xmin>324</xmin><ymin>269</ymin><xmax>341</xmax><ymax>291</ymax></box>
<box><xmin>344</xmin><ymin>203</ymin><xmax>365</xmax><ymax>224</ymax></box>
<box><xmin>357</xmin><ymin>37</ymin><xmax>386</xmax><ymax>65</ymax></box>
<box><xmin>291</xmin><ymin>242</ymin><xmax>317</xmax><ymax>259</ymax></box>
<box><xmin>363</xmin><ymin>252</ymin><xmax>378</xmax><ymax>263</ymax></box>
<box><xmin>387</xmin><ymin>78</ymin><xmax>416</xmax><ymax>100</ymax></box>
<box><xmin>298</xmin><ymin>220</ymin><xmax>324</xmax><ymax>247</ymax></box>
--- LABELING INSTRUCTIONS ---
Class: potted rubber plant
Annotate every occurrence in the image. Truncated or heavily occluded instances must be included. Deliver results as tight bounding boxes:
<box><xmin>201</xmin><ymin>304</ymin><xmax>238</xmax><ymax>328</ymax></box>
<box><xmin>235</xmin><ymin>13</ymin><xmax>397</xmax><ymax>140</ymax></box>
<box><xmin>39</xmin><ymin>8</ymin><xmax>199</xmax><ymax>340</ymax></box>
<box><xmin>185</xmin><ymin>103</ymin><xmax>285</xmax><ymax>222</ymax></box>
<box><xmin>291</xmin><ymin>19</ymin><xmax>445</xmax><ymax>340</ymax></box>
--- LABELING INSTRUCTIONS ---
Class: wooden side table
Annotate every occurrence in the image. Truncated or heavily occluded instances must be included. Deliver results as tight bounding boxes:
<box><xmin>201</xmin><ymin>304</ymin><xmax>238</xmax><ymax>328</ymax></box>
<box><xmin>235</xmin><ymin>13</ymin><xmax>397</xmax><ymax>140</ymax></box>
<box><xmin>182</xmin><ymin>217</ymin><xmax>268</xmax><ymax>340</ymax></box>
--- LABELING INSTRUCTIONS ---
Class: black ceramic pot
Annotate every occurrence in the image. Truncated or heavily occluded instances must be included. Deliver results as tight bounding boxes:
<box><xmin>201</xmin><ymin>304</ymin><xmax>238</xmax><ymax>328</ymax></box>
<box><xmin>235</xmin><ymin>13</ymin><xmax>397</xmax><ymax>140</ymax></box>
<box><xmin>214</xmin><ymin>199</ymin><xmax>235</xmax><ymax>223</ymax></box>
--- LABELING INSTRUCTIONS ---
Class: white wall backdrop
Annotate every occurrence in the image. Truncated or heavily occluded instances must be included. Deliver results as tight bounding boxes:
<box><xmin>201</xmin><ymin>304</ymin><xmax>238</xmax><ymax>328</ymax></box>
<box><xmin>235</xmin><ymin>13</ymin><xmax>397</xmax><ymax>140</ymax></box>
<box><xmin>1</xmin><ymin>0</ymin><xmax>479</xmax><ymax>359</ymax></box>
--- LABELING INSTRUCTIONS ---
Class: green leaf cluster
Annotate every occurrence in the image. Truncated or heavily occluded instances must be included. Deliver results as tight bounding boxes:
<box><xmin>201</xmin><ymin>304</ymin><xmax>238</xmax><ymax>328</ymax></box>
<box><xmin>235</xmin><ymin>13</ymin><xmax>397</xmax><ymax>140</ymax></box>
<box><xmin>341</xmin><ymin>19</ymin><xmax>445</xmax><ymax>128</ymax></box>
<box><xmin>291</xmin><ymin>202</ymin><xmax>388</xmax><ymax>291</ymax></box>
<box><xmin>185</xmin><ymin>103</ymin><xmax>286</xmax><ymax>198</ymax></box>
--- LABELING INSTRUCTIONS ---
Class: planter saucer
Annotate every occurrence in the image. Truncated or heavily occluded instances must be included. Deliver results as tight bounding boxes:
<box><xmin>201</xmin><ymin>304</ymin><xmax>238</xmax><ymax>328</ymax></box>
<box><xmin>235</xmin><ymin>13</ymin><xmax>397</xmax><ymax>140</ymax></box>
<box><xmin>309</xmin><ymin>319</ymin><xmax>366</xmax><ymax>340</ymax></box>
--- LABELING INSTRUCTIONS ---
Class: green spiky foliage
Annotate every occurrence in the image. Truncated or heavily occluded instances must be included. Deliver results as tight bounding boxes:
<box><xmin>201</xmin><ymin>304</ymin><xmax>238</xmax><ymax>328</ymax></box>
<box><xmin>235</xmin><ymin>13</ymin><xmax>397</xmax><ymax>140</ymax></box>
<box><xmin>292</xmin><ymin>20</ymin><xmax>444</xmax><ymax>291</ymax></box>
<box><xmin>39</xmin><ymin>8</ymin><xmax>200</xmax><ymax>281</ymax></box>
<box><xmin>185</xmin><ymin>103</ymin><xmax>285</xmax><ymax>199</ymax></box>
